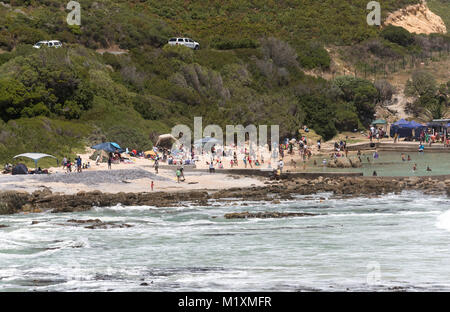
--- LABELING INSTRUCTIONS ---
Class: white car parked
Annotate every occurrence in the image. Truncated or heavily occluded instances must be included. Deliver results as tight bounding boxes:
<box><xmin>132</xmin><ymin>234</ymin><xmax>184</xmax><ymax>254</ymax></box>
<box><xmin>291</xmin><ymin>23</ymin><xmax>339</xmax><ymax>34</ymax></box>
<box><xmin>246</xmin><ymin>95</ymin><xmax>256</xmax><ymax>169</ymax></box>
<box><xmin>168</xmin><ymin>37</ymin><xmax>199</xmax><ymax>50</ymax></box>
<box><xmin>33</xmin><ymin>40</ymin><xmax>62</xmax><ymax>49</ymax></box>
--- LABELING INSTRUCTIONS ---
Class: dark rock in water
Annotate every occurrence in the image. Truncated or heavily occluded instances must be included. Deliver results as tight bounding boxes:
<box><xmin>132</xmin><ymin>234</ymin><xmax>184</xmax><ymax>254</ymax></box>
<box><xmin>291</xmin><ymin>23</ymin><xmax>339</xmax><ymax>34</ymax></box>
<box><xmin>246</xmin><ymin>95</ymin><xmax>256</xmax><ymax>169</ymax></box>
<box><xmin>0</xmin><ymin>224</ymin><xmax>9</xmax><ymax>228</ymax></box>
<box><xmin>67</xmin><ymin>219</ymin><xmax>102</xmax><ymax>224</ymax></box>
<box><xmin>224</xmin><ymin>212</ymin><xmax>319</xmax><ymax>219</ymax></box>
<box><xmin>64</xmin><ymin>219</ymin><xmax>133</xmax><ymax>229</ymax></box>
<box><xmin>31</xmin><ymin>221</ymin><xmax>41</xmax><ymax>225</ymax></box>
<box><xmin>85</xmin><ymin>222</ymin><xmax>133</xmax><ymax>229</ymax></box>
<box><xmin>140</xmin><ymin>282</ymin><xmax>149</xmax><ymax>286</ymax></box>
<box><xmin>18</xmin><ymin>279</ymin><xmax>66</xmax><ymax>287</ymax></box>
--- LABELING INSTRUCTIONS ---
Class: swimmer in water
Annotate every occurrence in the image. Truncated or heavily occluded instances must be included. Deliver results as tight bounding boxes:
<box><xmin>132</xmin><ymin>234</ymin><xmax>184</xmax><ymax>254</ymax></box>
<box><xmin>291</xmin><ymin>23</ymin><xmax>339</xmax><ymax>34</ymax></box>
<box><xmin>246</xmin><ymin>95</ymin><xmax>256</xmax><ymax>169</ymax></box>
<box><xmin>407</xmin><ymin>155</ymin><xmax>411</xmax><ymax>161</ymax></box>
<box><xmin>413</xmin><ymin>163</ymin><xmax>417</xmax><ymax>171</ymax></box>
<box><xmin>373</xmin><ymin>150</ymin><xmax>379</xmax><ymax>159</ymax></box>
<box><xmin>372</xmin><ymin>170</ymin><xmax>377</xmax><ymax>176</ymax></box>
<box><xmin>367</xmin><ymin>156</ymin><xmax>371</xmax><ymax>163</ymax></box>
<box><xmin>401</xmin><ymin>153</ymin><xmax>406</xmax><ymax>161</ymax></box>
<box><xmin>426</xmin><ymin>166</ymin><xmax>432</xmax><ymax>172</ymax></box>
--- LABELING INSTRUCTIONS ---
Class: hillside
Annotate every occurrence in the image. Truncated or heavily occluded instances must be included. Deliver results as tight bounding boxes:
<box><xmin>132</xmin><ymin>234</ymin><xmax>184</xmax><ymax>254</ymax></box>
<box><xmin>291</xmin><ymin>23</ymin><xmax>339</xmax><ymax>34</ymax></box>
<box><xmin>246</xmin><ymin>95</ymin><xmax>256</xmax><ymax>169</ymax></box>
<box><xmin>0</xmin><ymin>0</ymin><xmax>449</xmax><ymax>166</ymax></box>
<box><xmin>428</xmin><ymin>0</ymin><xmax>450</xmax><ymax>29</ymax></box>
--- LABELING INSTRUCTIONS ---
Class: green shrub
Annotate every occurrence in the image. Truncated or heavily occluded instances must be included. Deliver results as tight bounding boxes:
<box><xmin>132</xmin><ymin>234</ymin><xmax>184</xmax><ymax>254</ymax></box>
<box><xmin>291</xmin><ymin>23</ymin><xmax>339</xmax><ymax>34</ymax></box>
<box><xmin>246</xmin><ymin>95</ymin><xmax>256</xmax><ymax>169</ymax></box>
<box><xmin>381</xmin><ymin>25</ymin><xmax>415</xmax><ymax>47</ymax></box>
<box><xmin>296</xmin><ymin>42</ymin><xmax>331</xmax><ymax>70</ymax></box>
<box><xmin>211</xmin><ymin>38</ymin><xmax>259</xmax><ymax>50</ymax></box>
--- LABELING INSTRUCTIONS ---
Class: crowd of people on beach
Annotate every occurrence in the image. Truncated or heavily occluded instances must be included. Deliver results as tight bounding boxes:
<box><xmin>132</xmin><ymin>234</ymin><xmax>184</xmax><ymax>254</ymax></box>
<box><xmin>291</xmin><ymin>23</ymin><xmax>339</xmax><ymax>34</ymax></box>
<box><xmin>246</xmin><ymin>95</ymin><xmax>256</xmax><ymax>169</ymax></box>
<box><xmin>4</xmin><ymin>120</ymin><xmax>448</xmax><ymax>182</ymax></box>
<box><xmin>62</xmin><ymin>156</ymin><xmax>89</xmax><ymax>173</ymax></box>
<box><xmin>369</xmin><ymin>126</ymin><xmax>386</xmax><ymax>142</ymax></box>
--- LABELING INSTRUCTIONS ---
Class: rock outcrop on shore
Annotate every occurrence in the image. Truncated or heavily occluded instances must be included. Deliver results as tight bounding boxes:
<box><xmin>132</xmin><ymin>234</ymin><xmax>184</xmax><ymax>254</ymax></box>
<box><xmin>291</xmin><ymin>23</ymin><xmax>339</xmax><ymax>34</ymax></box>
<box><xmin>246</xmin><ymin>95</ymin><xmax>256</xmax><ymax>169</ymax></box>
<box><xmin>0</xmin><ymin>188</ymin><xmax>209</xmax><ymax>215</ymax></box>
<box><xmin>327</xmin><ymin>157</ymin><xmax>361</xmax><ymax>168</ymax></box>
<box><xmin>1</xmin><ymin>176</ymin><xmax>449</xmax><ymax>215</ymax></box>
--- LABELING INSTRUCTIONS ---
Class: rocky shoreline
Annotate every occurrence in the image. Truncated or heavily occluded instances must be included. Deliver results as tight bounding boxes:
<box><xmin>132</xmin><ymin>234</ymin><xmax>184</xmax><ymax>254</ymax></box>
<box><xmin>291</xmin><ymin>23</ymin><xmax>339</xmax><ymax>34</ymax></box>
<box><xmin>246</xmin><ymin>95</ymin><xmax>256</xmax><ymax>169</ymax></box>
<box><xmin>1</xmin><ymin>176</ymin><xmax>449</xmax><ymax>215</ymax></box>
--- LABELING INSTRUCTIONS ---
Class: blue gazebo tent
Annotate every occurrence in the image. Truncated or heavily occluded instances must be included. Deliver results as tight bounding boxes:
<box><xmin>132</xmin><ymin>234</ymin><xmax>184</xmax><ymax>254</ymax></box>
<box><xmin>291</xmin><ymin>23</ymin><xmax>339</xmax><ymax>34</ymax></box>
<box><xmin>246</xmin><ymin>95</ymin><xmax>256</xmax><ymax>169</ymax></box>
<box><xmin>393</xmin><ymin>119</ymin><xmax>409</xmax><ymax>126</ymax></box>
<box><xmin>390</xmin><ymin>120</ymin><xmax>425</xmax><ymax>139</ymax></box>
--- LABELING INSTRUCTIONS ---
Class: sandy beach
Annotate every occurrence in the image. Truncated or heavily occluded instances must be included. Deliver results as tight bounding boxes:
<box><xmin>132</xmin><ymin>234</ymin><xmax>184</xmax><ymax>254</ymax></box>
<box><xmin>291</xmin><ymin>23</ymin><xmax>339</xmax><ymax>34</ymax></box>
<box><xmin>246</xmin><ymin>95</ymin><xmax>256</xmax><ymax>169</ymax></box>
<box><xmin>0</xmin><ymin>149</ymin><xmax>267</xmax><ymax>195</ymax></box>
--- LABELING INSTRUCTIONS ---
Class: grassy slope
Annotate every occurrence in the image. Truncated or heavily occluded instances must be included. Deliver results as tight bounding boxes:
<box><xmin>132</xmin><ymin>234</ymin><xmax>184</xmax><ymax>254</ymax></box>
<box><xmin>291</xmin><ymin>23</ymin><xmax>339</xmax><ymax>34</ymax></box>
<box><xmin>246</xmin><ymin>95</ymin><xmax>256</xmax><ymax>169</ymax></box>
<box><xmin>428</xmin><ymin>0</ymin><xmax>450</xmax><ymax>30</ymax></box>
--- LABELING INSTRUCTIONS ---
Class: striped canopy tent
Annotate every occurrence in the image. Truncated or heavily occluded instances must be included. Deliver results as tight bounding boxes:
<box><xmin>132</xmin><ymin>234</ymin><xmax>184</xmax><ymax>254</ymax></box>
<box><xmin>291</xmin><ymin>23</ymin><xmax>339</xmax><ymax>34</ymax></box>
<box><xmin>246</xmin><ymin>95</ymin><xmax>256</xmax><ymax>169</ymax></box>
<box><xmin>13</xmin><ymin>153</ymin><xmax>57</xmax><ymax>169</ymax></box>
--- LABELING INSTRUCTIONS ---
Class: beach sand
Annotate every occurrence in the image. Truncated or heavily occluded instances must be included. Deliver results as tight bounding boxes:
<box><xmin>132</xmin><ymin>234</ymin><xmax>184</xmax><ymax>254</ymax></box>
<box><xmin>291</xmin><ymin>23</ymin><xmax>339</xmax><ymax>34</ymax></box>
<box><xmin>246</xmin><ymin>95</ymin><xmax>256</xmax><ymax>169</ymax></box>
<box><xmin>0</xmin><ymin>149</ymin><xmax>266</xmax><ymax>195</ymax></box>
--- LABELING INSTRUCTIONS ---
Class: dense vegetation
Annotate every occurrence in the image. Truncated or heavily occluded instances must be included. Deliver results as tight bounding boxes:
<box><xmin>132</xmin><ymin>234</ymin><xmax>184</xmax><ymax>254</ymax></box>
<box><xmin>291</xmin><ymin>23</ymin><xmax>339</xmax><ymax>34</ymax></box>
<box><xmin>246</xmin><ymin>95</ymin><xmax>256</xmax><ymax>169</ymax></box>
<box><xmin>0</xmin><ymin>0</ymin><xmax>448</xmax><ymax>165</ymax></box>
<box><xmin>405</xmin><ymin>71</ymin><xmax>450</xmax><ymax>120</ymax></box>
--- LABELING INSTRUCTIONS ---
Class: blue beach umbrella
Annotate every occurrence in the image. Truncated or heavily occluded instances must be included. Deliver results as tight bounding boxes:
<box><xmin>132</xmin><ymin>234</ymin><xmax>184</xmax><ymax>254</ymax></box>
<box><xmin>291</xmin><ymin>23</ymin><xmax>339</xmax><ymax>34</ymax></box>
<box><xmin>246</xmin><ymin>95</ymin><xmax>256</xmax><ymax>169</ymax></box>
<box><xmin>194</xmin><ymin>137</ymin><xmax>220</xmax><ymax>146</ymax></box>
<box><xmin>91</xmin><ymin>142</ymin><xmax>125</xmax><ymax>153</ymax></box>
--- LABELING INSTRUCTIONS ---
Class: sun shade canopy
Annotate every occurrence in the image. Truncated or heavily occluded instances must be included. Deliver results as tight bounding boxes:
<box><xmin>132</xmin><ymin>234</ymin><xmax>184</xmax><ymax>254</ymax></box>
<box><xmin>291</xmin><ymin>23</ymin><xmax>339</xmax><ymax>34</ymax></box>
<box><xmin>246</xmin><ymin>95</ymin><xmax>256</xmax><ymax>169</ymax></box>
<box><xmin>13</xmin><ymin>153</ymin><xmax>57</xmax><ymax>169</ymax></box>
<box><xmin>13</xmin><ymin>153</ymin><xmax>56</xmax><ymax>161</ymax></box>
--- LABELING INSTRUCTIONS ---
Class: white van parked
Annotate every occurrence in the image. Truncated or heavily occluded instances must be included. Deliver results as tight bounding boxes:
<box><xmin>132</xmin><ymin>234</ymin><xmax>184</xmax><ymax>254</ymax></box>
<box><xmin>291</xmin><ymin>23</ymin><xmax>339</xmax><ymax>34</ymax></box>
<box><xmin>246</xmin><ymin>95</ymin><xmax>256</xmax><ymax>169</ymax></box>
<box><xmin>33</xmin><ymin>40</ymin><xmax>62</xmax><ymax>49</ymax></box>
<box><xmin>168</xmin><ymin>37</ymin><xmax>199</xmax><ymax>50</ymax></box>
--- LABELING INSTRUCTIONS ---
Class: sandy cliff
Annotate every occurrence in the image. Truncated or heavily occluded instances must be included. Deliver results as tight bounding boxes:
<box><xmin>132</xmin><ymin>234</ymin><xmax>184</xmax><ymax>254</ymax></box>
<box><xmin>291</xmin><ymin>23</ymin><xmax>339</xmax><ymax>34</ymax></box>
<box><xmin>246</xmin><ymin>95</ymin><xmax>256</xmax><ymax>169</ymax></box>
<box><xmin>384</xmin><ymin>1</ymin><xmax>447</xmax><ymax>34</ymax></box>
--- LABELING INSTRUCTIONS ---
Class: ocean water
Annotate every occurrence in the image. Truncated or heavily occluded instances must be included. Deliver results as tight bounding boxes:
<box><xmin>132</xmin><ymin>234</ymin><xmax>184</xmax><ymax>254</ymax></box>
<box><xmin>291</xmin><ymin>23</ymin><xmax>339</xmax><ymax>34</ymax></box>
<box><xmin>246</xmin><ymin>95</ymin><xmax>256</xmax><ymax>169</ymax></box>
<box><xmin>1</xmin><ymin>192</ymin><xmax>450</xmax><ymax>292</ymax></box>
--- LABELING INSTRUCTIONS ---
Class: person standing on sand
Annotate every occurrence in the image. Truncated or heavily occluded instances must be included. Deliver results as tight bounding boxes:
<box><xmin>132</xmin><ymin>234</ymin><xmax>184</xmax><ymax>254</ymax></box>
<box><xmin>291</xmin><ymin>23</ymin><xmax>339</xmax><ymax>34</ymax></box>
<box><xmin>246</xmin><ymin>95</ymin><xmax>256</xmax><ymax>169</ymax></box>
<box><xmin>154</xmin><ymin>159</ymin><xmax>159</xmax><ymax>174</ymax></box>
<box><xmin>108</xmin><ymin>156</ymin><xmax>112</xmax><ymax>170</ymax></box>
<box><xmin>151</xmin><ymin>181</ymin><xmax>154</xmax><ymax>191</ymax></box>
<box><xmin>77</xmin><ymin>156</ymin><xmax>82</xmax><ymax>173</ymax></box>
<box><xmin>96</xmin><ymin>155</ymin><xmax>100</xmax><ymax>166</ymax></box>
<box><xmin>278</xmin><ymin>159</ymin><xmax>284</xmax><ymax>173</ymax></box>
<box><xmin>180</xmin><ymin>165</ymin><xmax>185</xmax><ymax>181</ymax></box>
<box><xmin>176</xmin><ymin>168</ymin><xmax>181</xmax><ymax>183</ymax></box>
<box><xmin>66</xmin><ymin>159</ymin><xmax>72</xmax><ymax>173</ymax></box>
